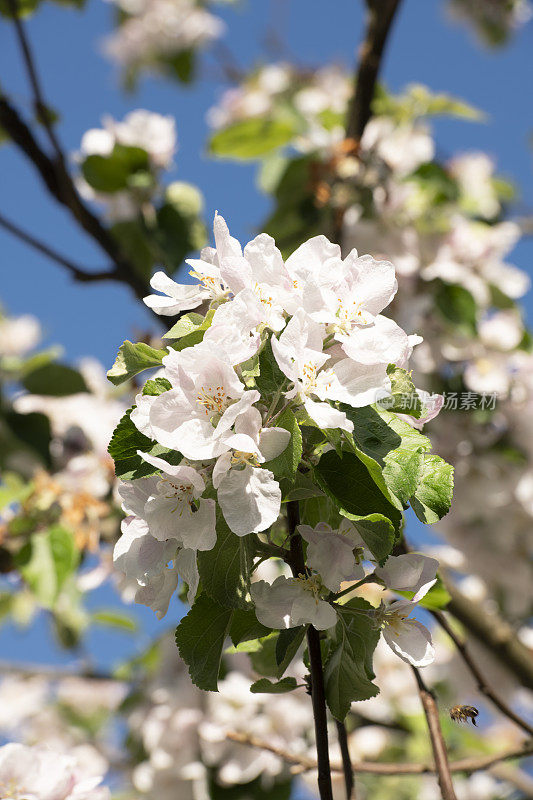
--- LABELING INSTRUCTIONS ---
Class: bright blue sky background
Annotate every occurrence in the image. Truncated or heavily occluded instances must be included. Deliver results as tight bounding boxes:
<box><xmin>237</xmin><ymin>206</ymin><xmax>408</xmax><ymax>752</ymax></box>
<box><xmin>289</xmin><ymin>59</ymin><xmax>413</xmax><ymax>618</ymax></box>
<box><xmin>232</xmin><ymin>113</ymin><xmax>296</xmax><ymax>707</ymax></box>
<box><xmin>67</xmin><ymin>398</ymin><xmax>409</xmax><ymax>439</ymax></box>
<box><xmin>0</xmin><ymin>0</ymin><xmax>532</xmax><ymax>759</ymax></box>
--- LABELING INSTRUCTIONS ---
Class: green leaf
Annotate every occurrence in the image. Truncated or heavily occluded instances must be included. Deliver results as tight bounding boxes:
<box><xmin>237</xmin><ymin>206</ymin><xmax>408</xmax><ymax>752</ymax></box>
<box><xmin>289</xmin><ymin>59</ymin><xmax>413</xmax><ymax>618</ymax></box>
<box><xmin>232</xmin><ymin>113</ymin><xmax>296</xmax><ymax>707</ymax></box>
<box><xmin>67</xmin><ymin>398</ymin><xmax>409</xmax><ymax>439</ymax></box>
<box><xmin>434</xmin><ymin>282</ymin><xmax>477</xmax><ymax>336</ymax></box>
<box><xmin>250</xmin><ymin>677</ymin><xmax>298</xmax><ymax>694</ymax></box>
<box><xmin>81</xmin><ymin>144</ymin><xmax>150</xmax><ymax>193</ymax></box>
<box><xmin>406</xmin><ymin>162</ymin><xmax>460</xmax><ymax>206</ymax></box>
<box><xmin>379</xmin><ymin>365</ymin><xmax>422</xmax><ymax>418</ymax></box>
<box><xmin>300</xmin><ymin>493</ymin><xmax>341</xmax><ymax>528</ymax></box>
<box><xmin>314</xmin><ymin>449</ymin><xmax>403</xmax><ymax>534</ymax></box>
<box><xmin>22</xmin><ymin>363</ymin><xmax>88</xmax><ymax>396</ymax></box>
<box><xmin>155</xmin><ymin>203</ymin><xmax>207</xmax><ymax>272</ymax></box>
<box><xmin>209</xmin><ymin>117</ymin><xmax>296</xmax><ymax>160</ymax></box>
<box><xmin>256</xmin><ymin>339</ymin><xmax>286</xmax><ymax>396</ymax></box>
<box><xmin>352</xmin><ymin>515</ymin><xmax>396</xmax><ymax>565</ymax></box>
<box><xmin>175</xmin><ymin>594</ymin><xmax>233</xmax><ymax>691</ymax></box>
<box><xmin>0</xmin><ymin>473</ymin><xmax>33</xmax><ymax>510</ymax></box>
<box><xmin>410</xmin><ymin>454</ymin><xmax>454</xmax><ymax>524</ymax></box>
<box><xmin>15</xmin><ymin>526</ymin><xmax>79</xmax><ymax>608</ymax></box>
<box><xmin>107</xmin><ymin>340</ymin><xmax>166</xmax><ymax>386</ymax></box>
<box><xmin>2</xmin><ymin>411</ymin><xmax>51</xmax><ymax>468</ymax></box>
<box><xmin>164</xmin><ymin>312</ymin><xmax>207</xmax><ymax>340</ymax></box>
<box><xmin>108</xmin><ymin>408</ymin><xmax>181</xmax><ymax>480</ymax></box>
<box><xmin>197</xmin><ymin>511</ymin><xmax>253</xmax><ymax>609</ymax></box>
<box><xmin>166</xmin><ymin>310</ymin><xmax>214</xmax><ymax>351</ymax></box>
<box><xmin>229</xmin><ymin>608</ymin><xmax>270</xmax><ymax>646</ymax></box>
<box><xmin>110</xmin><ymin>220</ymin><xmax>155</xmax><ymax>281</ymax></box>
<box><xmin>143</xmin><ymin>377</ymin><xmax>171</xmax><ymax>396</ymax></box>
<box><xmin>324</xmin><ymin>599</ymin><xmax>380</xmax><ymax>721</ymax></box>
<box><xmin>275</xmin><ymin>626</ymin><xmax>306</xmax><ymax>675</ymax></box>
<box><xmin>382</xmin><ymin>448</ymin><xmax>423</xmax><ymax>506</ymax></box>
<box><xmin>250</xmin><ymin>627</ymin><xmax>306</xmax><ymax>679</ymax></box>
<box><xmin>92</xmin><ymin>609</ymin><xmax>138</xmax><ymax>632</ymax></box>
<box><xmin>263</xmin><ymin>409</ymin><xmax>302</xmax><ymax>480</ymax></box>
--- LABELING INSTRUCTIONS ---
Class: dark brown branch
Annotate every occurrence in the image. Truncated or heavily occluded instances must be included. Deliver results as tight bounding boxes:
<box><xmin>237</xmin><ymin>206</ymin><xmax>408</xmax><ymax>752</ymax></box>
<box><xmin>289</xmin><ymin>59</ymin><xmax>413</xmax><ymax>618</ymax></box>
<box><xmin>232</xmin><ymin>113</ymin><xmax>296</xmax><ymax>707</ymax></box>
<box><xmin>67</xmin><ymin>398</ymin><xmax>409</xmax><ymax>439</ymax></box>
<box><xmin>0</xmin><ymin>96</ymin><xmax>148</xmax><ymax>302</ymax></box>
<box><xmin>0</xmin><ymin>211</ymin><xmax>119</xmax><ymax>284</ymax></box>
<box><xmin>445</xmin><ymin>580</ymin><xmax>533</xmax><ymax>692</ymax></box>
<box><xmin>6</xmin><ymin>0</ymin><xmax>64</xmax><ymax>162</ymax></box>
<box><xmin>412</xmin><ymin>668</ymin><xmax>457</xmax><ymax>800</ymax></box>
<box><xmin>336</xmin><ymin>719</ymin><xmax>355</xmax><ymax>799</ymax></box>
<box><xmin>286</xmin><ymin>500</ymin><xmax>334</xmax><ymax>800</ymax></box>
<box><xmin>345</xmin><ymin>0</ymin><xmax>403</xmax><ymax>142</ymax></box>
<box><xmin>226</xmin><ymin>731</ymin><xmax>533</xmax><ymax>776</ymax></box>
<box><xmin>432</xmin><ymin>609</ymin><xmax>533</xmax><ymax>738</ymax></box>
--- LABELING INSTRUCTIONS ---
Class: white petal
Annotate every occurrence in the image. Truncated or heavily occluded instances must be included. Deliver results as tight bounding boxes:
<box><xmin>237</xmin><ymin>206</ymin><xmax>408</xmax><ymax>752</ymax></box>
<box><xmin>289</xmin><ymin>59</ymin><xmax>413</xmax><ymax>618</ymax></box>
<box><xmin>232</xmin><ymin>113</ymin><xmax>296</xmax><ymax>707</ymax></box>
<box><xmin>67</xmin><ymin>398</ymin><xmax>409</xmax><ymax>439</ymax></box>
<box><xmin>139</xmin><ymin>451</ymin><xmax>205</xmax><ymax>495</ymax></box>
<box><xmin>118</xmin><ymin>476</ymin><xmax>158</xmax><ymax>518</ymax></box>
<box><xmin>258</xmin><ymin>427</ymin><xmax>291</xmax><ymax>461</ymax></box>
<box><xmin>303</xmin><ymin>397</ymin><xmax>354</xmax><ymax>432</ymax></box>
<box><xmin>212</xmin><ymin>452</ymin><xmax>232</xmax><ymax>489</ymax></box>
<box><xmin>340</xmin><ymin>315</ymin><xmax>409</xmax><ymax>365</ymax></box>
<box><xmin>383</xmin><ymin>618</ymin><xmax>435</xmax><ymax>667</ymax></box>
<box><xmin>175</xmin><ymin>548</ymin><xmax>200</xmax><ymax>605</ymax></box>
<box><xmin>217</xmin><ymin>466</ymin><xmax>281</xmax><ymax>536</ymax></box>
<box><xmin>376</xmin><ymin>554</ymin><xmax>438</xmax><ymax>602</ymax></box>
<box><xmin>319</xmin><ymin>359</ymin><xmax>388</xmax><ymax>408</ymax></box>
<box><xmin>135</xmin><ymin>567</ymin><xmax>179</xmax><ymax>620</ymax></box>
<box><xmin>114</xmin><ymin>516</ymin><xmax>175</xmax><ymax>581</ymax></box>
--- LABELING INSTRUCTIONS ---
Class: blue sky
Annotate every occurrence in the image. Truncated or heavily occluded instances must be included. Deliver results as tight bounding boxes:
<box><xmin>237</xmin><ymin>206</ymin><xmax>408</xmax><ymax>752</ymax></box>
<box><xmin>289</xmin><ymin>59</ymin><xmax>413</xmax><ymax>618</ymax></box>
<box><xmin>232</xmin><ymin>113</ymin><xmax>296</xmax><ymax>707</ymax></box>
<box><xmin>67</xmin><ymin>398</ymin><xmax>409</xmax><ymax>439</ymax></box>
<box><xmin>0</xmin><ymin>0</ymin><xmax>532</xmax><ymax>669</ymax></box>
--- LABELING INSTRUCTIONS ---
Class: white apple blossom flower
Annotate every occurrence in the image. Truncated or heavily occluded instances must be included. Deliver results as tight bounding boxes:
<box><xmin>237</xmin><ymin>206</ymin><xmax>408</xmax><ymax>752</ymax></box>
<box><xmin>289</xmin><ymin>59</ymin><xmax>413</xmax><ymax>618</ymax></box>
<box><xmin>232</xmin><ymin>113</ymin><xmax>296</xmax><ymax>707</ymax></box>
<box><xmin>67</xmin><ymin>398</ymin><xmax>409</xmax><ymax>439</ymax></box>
<box><xmin>213</xmin><ymin>406</ymin><xmax>289</xmax><ymax>535</ymax></box>
<box><xmin>251</xmin><ymin>574</ymin><xmax>337</xmax><ymax>630</ymax></box>
<box><xmin>377</xmin><ymin>599</ymin><xmax>435</xmax><ymax>667</ymax></box>
<box><xmin>297</xmin><ymin>519</ymin><xmax>366</xmax><ymax>591</ymax></box>
<box><xmin>271</xmin><ymin>308</ymin><xmax>386</xmax><ymax>424</ymax></box>
<box><xmin>146</xmin><ymin>342</ymin><xmax>259</xmax><ymax>459</ymax></box>
<box><xmin>375</xmin><ymin>553</ymin><xmax>439</xmax><ymax>602</ymax></box>
<box><xmin>118</xmin><ymin>452</ymin><xmax>216</xmax><ymax>550</ymax></box>
<box><xmin>361</xmin><ymin>117</ymin><xmax>435</xmax><ymax>176</ymax></box>
<box><xmin>104</xmin><ymin>0</ymin><xmax>224</xmax><ymax>72</ymax></box>
<box><xmin>113</xmin><ymin>516</ymin><xmax>199</xmax><ymax>610</ymax></box>
<box><xmin>0</xmin><ymin>313</ymin><xmax>41</xmax><ymax>357</ymax></box>
<box><xmin>0</xmin><ymin>742</ymin><xmax>110</xmax><ymax>800</ymax></box>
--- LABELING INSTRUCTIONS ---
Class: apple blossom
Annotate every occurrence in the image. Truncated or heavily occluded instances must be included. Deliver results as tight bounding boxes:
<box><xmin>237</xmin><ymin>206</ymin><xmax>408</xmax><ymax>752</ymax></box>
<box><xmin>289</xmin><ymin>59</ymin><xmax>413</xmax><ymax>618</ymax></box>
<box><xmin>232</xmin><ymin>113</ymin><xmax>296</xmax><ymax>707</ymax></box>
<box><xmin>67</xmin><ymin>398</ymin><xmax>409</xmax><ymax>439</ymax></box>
<box><xmin>213</xmin><ymin>406</ymin><xmax>289</xmax><ymax>535</ymax></box>
<box><xmin>0</xmin><ymin>742</ymin><xmax>110</xmax><ymax>800</ymax></box>
<box><xmin>375</xmin><ymin>553</ymin><xmax>439</xmax><ymax>603</ymax></box>
<box><xmin>251</xmin><ymin>574</ymin><xmax>337</xmax><ymax>630</ymax></box>
<box><xmin>297</xmin><ymin>519</ymin><xmax>367</xmax><ymax>591</ymax></box>
<box><xmin>118</xmin><ymin>453</ymin><xmax>216</xmax><ymax>550</ymax></box>
<box><xmin>377</xmin><ymin>599</ymin><xmax>435</xmax><ymax>667</ymax></box>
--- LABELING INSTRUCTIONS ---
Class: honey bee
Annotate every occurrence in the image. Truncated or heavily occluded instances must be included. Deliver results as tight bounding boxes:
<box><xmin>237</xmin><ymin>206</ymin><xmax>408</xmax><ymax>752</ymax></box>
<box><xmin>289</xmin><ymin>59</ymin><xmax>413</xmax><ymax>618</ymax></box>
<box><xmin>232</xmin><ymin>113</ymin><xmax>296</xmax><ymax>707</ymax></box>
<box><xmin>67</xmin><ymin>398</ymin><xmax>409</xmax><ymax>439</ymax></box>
<box><xmin>449</xmin><ymin>705</ymin><xmax>479</xmax><ymax>726</ymax></box>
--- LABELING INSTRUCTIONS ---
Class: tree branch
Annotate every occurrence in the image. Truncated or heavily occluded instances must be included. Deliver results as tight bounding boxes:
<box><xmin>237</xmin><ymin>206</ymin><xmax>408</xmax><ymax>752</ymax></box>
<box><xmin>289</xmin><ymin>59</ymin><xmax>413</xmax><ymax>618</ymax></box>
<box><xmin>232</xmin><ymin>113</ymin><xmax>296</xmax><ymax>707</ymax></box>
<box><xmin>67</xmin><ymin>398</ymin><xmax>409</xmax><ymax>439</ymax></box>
<box><xmin>432</xmin><ymin>609</ymin><xmax>533</xmax><ymax>738</ymax></box>
<box><xmin>0</xmin><ymin>211</ymin><xmax>120</xmax><ymax>284</ymax></box>
<box><xmin>226</xmin><ymin>731</ymin><xmax>533</xmax><ymax>776</ymax></box>
<box><xmin>6</xmin><ymin>0</ymin><xmax>65</xmax><ymax>163</ymax></box>
<box><xmin>286</xmin><ymin>500</ymin><xmax>334</xmax><ymax>800</ymax></box>
<box><xmin>0</xmin><ymin>96</ymin><xmax>148</xmax><ymax>302</ymax></box>
<box><xmin>336</xmin><ymin>719</ymin><xmax>355</xmax><ymax>799</ymax></box>
<box><xmin>345</xmin><ymin>0</ymin><xmax>403</xmax><ymax>142</ymax></box>
<box><xmin>411</xmin><ymin>667</ymin><xmax>457</xmax><ymax>800</ymax></box>
<box><xmin>444</xmin><ymin>579</ymin><xmax>533</xmax><ymax>692</ymax></box>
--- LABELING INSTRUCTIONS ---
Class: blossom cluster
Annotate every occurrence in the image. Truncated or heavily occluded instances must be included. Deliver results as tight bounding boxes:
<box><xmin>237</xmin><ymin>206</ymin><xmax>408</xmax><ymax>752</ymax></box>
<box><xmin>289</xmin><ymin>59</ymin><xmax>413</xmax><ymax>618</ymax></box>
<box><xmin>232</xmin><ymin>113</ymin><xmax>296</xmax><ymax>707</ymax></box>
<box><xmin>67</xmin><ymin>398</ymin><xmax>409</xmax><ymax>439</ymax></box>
<box><xmin>111</xmin><ymin>212</ymin><xmax>446</xmax><ymax>667</ymax></box>
<box><xmin>104</xmin><ymin>0</ymin><xmax>224</xmax><ymax>75</ymax></box>
<box><xmin>76</xmin><ymin>109</ymin><xmax>177</xmax><ymax>221</ymax></box>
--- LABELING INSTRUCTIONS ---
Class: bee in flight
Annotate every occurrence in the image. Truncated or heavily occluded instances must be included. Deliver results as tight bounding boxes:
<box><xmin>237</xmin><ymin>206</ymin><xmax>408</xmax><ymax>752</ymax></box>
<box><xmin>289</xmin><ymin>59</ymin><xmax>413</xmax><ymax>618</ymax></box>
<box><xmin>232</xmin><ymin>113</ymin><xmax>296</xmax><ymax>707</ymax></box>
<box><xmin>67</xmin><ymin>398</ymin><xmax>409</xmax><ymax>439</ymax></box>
<box><xmin>449</xmin><ymin>705</ymin><xmax>479</xmax><ymax>726</ymax></box>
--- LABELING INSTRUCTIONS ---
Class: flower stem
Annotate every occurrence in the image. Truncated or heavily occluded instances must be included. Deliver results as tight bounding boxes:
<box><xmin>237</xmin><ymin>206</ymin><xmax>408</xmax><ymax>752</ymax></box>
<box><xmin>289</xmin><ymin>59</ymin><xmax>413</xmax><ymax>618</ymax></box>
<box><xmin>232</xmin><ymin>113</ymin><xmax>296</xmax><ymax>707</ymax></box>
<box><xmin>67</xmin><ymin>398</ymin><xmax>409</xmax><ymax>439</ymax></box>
<box><xmin>286</xmin><ymin>500</ymin><xmax>334</xmax><ymax>800</ymax></box>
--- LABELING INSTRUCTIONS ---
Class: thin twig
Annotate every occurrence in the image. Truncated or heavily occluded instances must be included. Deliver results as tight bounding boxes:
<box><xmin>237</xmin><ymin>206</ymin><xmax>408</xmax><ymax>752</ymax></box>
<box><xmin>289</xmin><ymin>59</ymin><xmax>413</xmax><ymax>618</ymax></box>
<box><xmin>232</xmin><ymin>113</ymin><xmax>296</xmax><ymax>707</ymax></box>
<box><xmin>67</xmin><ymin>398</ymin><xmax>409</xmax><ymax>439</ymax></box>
<box><xmin>286</xmin><ymin>500</ymin><xmax>334</xmax><ymax>800</ymax></box>
<box><xmin>0</xmin><ymin>211</ymin><xmax>119</xmax><ymax>284</ymax></box>
<box><xmin>345</xmin><ymin>0</ymin><xmax>403</xmax><ymax>142</ymax></box>
<box><xmin>335</xmin><ymin>719</ymin><xmax>355</xmax><ymax>799</ymax></box>
<box><xmin>412</xmin><ymin>667</ymin><xmax>457</xmax><ymax>800</ymax></box>
<box><xmin>432</xmin><ymin>609</ymin><xmax>533</xmax><ymax>738</ymax></box>
<box><xmin>444</xmin><ymin>579</ymin><xmax>533</xmax><ymax>692</ymax></box>
<box><xmin>226</xmin><ymin>731</ymin><xmax>533</xmax><ymax>776</ymax></box>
